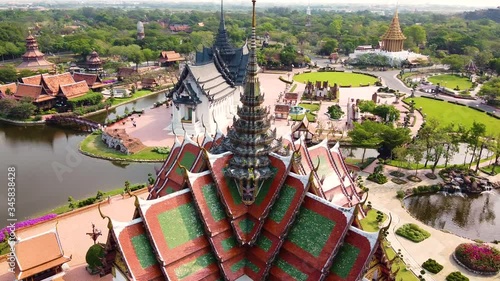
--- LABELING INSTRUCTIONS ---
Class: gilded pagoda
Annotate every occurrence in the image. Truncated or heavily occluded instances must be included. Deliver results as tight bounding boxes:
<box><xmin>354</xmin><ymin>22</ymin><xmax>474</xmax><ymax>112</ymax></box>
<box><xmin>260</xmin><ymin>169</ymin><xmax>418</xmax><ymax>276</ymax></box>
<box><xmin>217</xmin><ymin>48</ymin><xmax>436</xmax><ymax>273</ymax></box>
<box><xmin>380</xmin><ymin>10</ymin><xmax>406</xmax><ymax>52</ymax></box>
<box><xmin>100</xmin><ymin>1</ymin><xmax>383</xmax><ymax>280</ymax></box>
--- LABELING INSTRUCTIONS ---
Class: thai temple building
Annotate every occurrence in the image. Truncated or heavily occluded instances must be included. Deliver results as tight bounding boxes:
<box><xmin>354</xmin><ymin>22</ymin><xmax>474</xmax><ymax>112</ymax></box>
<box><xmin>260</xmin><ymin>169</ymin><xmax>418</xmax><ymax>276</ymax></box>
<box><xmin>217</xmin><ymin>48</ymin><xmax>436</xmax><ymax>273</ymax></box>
<box><xmin>349</xmin><ymin>9</ymin><xmax>427</xmax><ymax>66</ymax></box>
<box><xmin>167</xmin><ymin>0</ymin><xmax>249</xmax><ymax>136</ymax></box>
<box><xmin>17</xmin><ymin>31</ymin><xmax>54</xmax><ymax>71</ymax></box>
<box><xmin>99</xmin><ymin>2</ymin><xmax>388</xmax><ymax>281</ymax></box>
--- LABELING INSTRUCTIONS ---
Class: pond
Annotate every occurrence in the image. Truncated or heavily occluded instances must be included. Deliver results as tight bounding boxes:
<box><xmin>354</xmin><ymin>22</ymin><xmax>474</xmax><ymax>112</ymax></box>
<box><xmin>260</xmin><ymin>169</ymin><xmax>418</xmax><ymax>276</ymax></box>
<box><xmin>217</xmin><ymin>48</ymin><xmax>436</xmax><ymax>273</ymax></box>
<box><xmin>86</xmin><ymin>91</ymin><xmax>167</xmax><ymax>123</ymax></box>
<box><xmin>403</xmin><ymin>190</ymin><xmax>499</xmax><ymax>242</ymax></box>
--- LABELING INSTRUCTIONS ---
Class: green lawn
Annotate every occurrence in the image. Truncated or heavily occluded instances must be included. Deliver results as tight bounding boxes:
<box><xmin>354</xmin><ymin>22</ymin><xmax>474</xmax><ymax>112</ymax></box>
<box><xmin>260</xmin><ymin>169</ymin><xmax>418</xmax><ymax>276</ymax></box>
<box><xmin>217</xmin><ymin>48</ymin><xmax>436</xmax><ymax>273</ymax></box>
<box><xmin>405</xmin><ymin>97</ymin><xmax>500</xmax><ymax>135</ymax></box>
<box><xmin>480</xmin><ymin>164</ymin><xmax>498</xmax><ymax>175</ymax></box>
<box><xmin>383</xmin><ymin>241</ymin><xmax>420</xmax><ymax>281</ymax></box>
<box><xmin>109</xmin><ymin>90</ymin><xmax>154</xmax><ymax>106</ymax></box>
<box><xmin>290</xmin><ymin>102</ymin><xmax>320</xmax><ymax>122</ymax></box>
<box><xmin>80</xmin><ymin>133</ymin><xmax>167</xmax><ymax>161</ymax></box>
<box><xmin>359</xmin><ymin>209</ymin><xmax>387</xmax><ymax>232</ymax></box>
<box><xmin>427</xmin><ymin>74</ymin><xmax>473</xmax><ymax>90</ymax></box>
<box><xmin>294</xmin><ymin>72</ymin><xmax>377</xmax><ymax>86</ymax></box>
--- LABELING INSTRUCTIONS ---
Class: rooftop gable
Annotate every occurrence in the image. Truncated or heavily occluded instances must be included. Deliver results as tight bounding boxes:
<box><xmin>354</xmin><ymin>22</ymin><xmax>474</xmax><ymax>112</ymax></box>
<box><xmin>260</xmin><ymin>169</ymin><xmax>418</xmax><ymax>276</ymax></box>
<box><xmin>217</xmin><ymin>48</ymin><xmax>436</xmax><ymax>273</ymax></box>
<box><xmin>42</xmin><ymin>72</ymin><xmax>75</xmax><ymax>94</ymax></box>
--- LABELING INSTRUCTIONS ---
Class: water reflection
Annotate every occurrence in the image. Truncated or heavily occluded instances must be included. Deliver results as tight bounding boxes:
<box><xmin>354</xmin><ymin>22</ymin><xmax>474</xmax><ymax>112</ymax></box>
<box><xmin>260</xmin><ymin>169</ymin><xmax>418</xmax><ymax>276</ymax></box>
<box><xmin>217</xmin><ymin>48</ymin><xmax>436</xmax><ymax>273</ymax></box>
<box><xmin>0</xmin><ymin>123</ymin><xmax>156</xmax><ymax>226</ymax></box>
<box><xmin>404</xmin><ymin>191</ymin><xmax>499</xmax><ymax>241</ymax></box>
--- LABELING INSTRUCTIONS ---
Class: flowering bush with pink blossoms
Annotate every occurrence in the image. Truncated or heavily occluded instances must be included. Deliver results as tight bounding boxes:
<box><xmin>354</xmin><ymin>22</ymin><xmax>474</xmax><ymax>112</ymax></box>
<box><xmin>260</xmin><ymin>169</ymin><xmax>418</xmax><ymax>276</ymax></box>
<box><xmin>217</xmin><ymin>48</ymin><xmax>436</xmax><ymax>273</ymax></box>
<box><xmin>0</xmin><ymin>213</ymin><xmax>57</xmax><ymax>241</ymax></box>
<box><xmin>454</xmin><ymin>243</ymin><xmax>500</xmax><ymax>273</ymax></box>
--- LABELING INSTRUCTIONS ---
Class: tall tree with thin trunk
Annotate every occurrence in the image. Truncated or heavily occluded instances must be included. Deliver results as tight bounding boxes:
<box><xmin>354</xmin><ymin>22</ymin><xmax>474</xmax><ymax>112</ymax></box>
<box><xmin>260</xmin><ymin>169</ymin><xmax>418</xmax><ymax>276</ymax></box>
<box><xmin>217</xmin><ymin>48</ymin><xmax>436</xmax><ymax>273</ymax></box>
<box><xmin>467</xmin><ymin>122</ymin><xmax>486</xmax><ymax>169</ymax></box>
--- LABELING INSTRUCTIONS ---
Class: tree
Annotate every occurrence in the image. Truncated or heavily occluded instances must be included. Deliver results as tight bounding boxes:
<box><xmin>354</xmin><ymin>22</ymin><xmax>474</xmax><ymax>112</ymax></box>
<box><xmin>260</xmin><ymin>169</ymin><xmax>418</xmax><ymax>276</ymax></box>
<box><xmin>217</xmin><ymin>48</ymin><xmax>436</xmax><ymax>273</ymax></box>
<box><xmin>319</xmin><ymin>39</ymin><xmax>338</xmax><ymax>56</ymax></box>
<box><xmin>0</xmin><ymin>65</ymin><xmax>18</xmax><ymax>83</ymax></box>
<box><xmin>488</xmin><ymin>58</ymin><xmax>500</xmax><ymax>76</ymax></box>
<box><xmin>279</xmin><ymin>44</ymin><xmax>297</xmax><ymax>66</ymax></box>
<box><xmin>142</xmin><ymin>48</ymin><xmax>156</xmax><ymax>66</ymax></box>
<box><xmin>379</xmin><ymin>126</ymin><xmax>412</xmax><ymax>159</ymax></box>
<box><xmin>68</xmin><ymin>196</ymin><xmax>76</xmax><ymax>210</ymax></box>
<box><xmin>7</xmin><ymin>101</ymin><xmax>36</xmax><ymax>120</ymax></box>
<box><xmin>372</xmin><ymin>104</ymin><xmax>400</xmax><ymax>123</ymax></box>
<box><xmin>467</xmin><ymin>121</ymin><xmax>486</xmax><ymax>169</ymax></box>
<box><xmin>486</xmin><ymin>134</ymin><xmax>500</xmax><ymax>174</ymax></box>
<box><xmin>348</xmin><ymin>121</ymin><xmax>383</xmax><ymax>163</ymax></box>
<box><xmin>407</xmin><ymin>140</ymin><xmax>425</xmax><ymax>176</ymax></box>
<box><xmin>442</xmin><ymin>54</ymin><xmax>467</xmax><ymax>74</ymax></box>
<box><xmin>443</xmin><ymin>123</ymin><xmax>460</xmax><ymax>167</ymax></box>
<box><xmin>393</xmin><ymin>145</ymin><xmax>408</xmax><ymax>172</ymax></box>
<box><xmin>124</xmin><ymin>180</ymin><xmax>131</xmax><ymax>194</ymax></box>
<box><xmin>478</xmin><ymin>78</ymin><xmax>500</xmax><ymax>106</ymax></box>
<box><xmin>417</xmin><ymin>118</ymin><xmax>440</xmax><ymax>168</ymax></box>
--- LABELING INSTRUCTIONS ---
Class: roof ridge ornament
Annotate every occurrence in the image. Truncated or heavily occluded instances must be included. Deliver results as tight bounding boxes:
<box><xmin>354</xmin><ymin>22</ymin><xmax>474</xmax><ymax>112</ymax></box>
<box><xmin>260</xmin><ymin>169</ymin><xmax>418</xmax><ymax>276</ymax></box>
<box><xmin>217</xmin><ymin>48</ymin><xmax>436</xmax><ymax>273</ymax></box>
<box><xmin>98</xmin><ymin>203</ymin><xmax>113</xmax><ymax>230</ymax></box>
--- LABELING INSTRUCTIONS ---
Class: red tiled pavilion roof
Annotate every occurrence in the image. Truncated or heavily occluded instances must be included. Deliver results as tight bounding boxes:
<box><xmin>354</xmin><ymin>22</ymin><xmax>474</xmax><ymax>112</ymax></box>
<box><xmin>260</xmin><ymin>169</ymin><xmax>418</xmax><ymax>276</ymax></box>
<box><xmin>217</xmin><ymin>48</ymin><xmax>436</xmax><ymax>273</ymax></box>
<box><xmin>73</xmin><ymin>73</ymin><xmax>102</xmax><ymax>87</ymax></box>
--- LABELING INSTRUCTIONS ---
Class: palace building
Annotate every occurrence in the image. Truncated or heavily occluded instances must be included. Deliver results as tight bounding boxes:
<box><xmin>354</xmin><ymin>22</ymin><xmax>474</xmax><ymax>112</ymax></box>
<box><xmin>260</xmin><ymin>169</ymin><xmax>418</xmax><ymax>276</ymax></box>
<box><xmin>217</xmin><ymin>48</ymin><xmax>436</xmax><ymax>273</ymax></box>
<box><xmin>168</xmin><ymin>0</ymin><xmax>249</xmax><ymax>136</ymax></box>
<box><xmin>99</xmin><ymin>2</ymin><xmax>384</xmax><ymax>281</ymax></box>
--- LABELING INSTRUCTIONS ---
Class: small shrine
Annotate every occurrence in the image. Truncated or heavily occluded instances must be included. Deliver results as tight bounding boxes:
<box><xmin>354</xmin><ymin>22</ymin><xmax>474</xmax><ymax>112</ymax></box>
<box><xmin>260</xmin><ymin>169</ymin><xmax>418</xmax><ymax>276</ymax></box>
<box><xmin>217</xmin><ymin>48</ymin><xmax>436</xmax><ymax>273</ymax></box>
<box><xmin>13</xmin><ymin>226</ymin><xmax>72</xmax><ymax>281</ymax></box>
<box><xmin>303</xmin><ymin>80</ymin><xmax>339</xmax><ymax>101</ymax></box>
<box><xmin>86</xmin><ymin>51</ymin><xmax>103</xmax><ymax>73</ymax></box>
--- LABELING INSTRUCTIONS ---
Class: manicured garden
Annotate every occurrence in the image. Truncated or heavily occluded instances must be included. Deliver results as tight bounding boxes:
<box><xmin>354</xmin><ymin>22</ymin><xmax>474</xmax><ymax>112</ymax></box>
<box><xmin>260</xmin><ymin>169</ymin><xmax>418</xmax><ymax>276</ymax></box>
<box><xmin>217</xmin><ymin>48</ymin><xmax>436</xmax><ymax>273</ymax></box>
<box><xmin>395</xmin><ymin>223</ymin><xmax>431</xmax><ymax>242</ymax></box>
<box><xmin>80</xmin><ymin>132</ymin><xmax>168</xmax><ymax>161</ymax></box>
<box><xmin>422</xmin><ymin>258</ymin><xmax>444</xmax><ymax>273</ymax></box>
<box><xmin>404</xmin><ymin>97</ymin><xmax>499</xmax><ymax>135</ymax></box>
<box><xmin>454</xmin><ymin>243</ymin><xmax>500</xmax><ymax>274</ymax></box>
<box><xmin>289</xmin><ymin>102</ymin><xmax>320</xmax><ymax>122</ymax></box>
<box><xmin>294</xmin><ymin>72</ymin><xmax>377</xmax><ymax>86</ymax></box>
<box><xmin>383</xmin><ymin>241</ymin><xmax>420</xmax><ymax>281</ymax></box>
<box><xmin>427</xmin><ymin>74</ymin><xmax>473</xmax><ymax>91</ymax></box>
<box><xmin>109</xmin><ymin>90</ymin><xmax>155</xmax><ymax>106</ymax></box>
<box><xmin>359</xmin><ymin>209</ymin><xmax>387</xmax><ymax>232</ymax></box>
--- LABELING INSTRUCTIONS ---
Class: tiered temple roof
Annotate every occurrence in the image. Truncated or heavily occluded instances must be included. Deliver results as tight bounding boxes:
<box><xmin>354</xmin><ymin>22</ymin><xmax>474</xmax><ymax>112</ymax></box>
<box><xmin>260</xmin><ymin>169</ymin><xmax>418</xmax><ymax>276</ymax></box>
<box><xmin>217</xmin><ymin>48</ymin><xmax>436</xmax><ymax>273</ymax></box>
<box><xmin>101</xmin><ymin>1</ymin><xmax>379</xmax><ymax>280</ymax></box>
<box><xmin>17</xmin><ymin>32</ymin><xmax>54</xmax><ymax>71</ymax></box>
<box><xmin>380</xmin><ymin>10</ymin><xmax>406</xmax><ymax>53</ymax></box>
<box><xmin>86</xmin><ymin>50</ymin><xmax>103</xmax><ymax>72</ymax></box>
<box><xmin>195</xmin><ymin>0</ymin><xmax>249</xmax><ymax>85</ymax></box>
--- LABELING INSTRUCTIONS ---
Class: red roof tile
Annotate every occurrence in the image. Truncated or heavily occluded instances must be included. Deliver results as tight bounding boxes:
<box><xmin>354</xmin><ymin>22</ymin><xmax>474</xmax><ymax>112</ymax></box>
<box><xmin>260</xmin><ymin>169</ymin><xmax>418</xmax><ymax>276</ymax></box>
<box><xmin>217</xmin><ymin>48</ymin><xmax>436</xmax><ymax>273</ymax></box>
<box><xmin>59</xmin><ymin>80</ymin><xmax>90</xmax><ymax>99</ymax></box>
<box><xmin>73</xmin><ymin>73</ymin><xmax>102</xmax><ymax>87</ymax></box>
<box><xmin>42</xmin><ymin>73</ymin><xmax>75</xmax><ymax>94</ymax></box>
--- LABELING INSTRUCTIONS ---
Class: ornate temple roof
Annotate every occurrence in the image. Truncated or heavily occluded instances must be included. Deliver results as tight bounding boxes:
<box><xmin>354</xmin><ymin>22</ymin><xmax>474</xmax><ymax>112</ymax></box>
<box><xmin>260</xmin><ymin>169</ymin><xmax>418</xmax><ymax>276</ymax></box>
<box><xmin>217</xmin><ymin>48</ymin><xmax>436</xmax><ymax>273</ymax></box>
<box><xmin>170</xmin><ymin>56</ymin><xmax>237</xmax><ymax>106</ymax></box>
<box><xmin>18</xmin><ymin>31</ymin><xmax>54</xmax><ymax>70</ymax></box>
<box><xmin>381</xmin><ymin>10</ymin><xmax>406</xmax><ymax>41</ymax></box>
<box><xmin>195</xmin><ymin>0</ymin><xmax>249</xmax><ymax>85</ymax></box>
<box><xmin>100</xmin><ymin>1</ymin><xmax>379</xmax><ymax>280</ymax></box>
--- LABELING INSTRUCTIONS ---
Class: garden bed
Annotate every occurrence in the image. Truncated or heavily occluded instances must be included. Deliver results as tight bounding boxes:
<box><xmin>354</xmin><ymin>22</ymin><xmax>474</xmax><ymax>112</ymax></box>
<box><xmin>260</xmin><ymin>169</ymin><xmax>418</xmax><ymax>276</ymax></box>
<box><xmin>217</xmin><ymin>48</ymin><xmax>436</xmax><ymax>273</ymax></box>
<box><xmin>390</xmin><ymin>171</ymin><xmax>405</xmax><ymax>178</ymax></box>
<box><xmin>453</xmin><ymin>243</ymin><xmax>500</xmax><ymax>275</ymax></box>
<box><xmin>406</xmin><ymin>175</ymin><xmax>422</xmax><ymax>182</ymax></box>
<box><xmin>422</xmin><ymin>258</ymin><xmax>443</xmax><ymax>273</ymax></box>
<box><xmin>425</xmin><ymin>173</ymin><xmax>438</xmax><ymax>180</ymax></box>
<box><xmin>395</xmin><ymin>223</ymin><xmax>431</xmax><ymax>242</ymax></box>
<box><xmin>391</xmin><ymin>178</ymin><xmax>407</xmax><ymax>185</ymax></box>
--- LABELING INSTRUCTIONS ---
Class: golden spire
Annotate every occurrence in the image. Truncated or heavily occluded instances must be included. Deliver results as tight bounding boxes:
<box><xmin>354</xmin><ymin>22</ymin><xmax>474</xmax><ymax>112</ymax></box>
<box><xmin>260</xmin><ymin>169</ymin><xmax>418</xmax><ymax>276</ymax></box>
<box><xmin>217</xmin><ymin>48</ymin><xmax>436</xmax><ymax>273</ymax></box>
<box><xmin>380</xmin><ymin>7</ymin><xmax>406</xmax><ymax>52</ymax></box>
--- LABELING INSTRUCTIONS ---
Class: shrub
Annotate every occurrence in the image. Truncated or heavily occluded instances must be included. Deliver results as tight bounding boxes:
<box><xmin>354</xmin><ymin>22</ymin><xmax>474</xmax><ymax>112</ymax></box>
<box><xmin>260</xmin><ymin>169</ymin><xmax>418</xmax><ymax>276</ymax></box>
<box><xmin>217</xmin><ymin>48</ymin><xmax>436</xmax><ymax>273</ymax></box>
<box><xmin>327</xmin><ymin>104</ymin><xmax>344</xmax><ymax>120</ymax></box>
<box><xmin>152</xmin><ymin>146</ymin><xmax>171</xmax><ymax>155</ymax></box>
<box><xmin>411</xmin><ymin>185</ymin><xmax>441</xmax><ymax>195</ymax></box>
<box><xmin>395</xmin><ymin>223</ymin><xmax>431</xmax><ymax>242</ymax></box>
<box><xmin>130</xmin><ymin>184</ymin><xmax>146</xmax><ymax>192</ymax></box>
<box><xmin>67</xmin><ymin>92</ymin><xmax>103</xmax><ymax>109</ymax></box>
<box><xmin>446</xmin><ymin>271</ymin><xmax>469</xmax><ymax>281</ymax></box>
<box><xmin>396</xmin><ymin>190</ymin><xmax>406</xmax><ymax>199</ymax></box>
<box><xmin>0</xmin><ymin>214</ymin><xmax>57</xmax><ymax>241</ymax></box>
<box><xmin>367</xmin><ymin>172</ymin><xmax>388</xmax><ymax>184</ymax></box>
<box><xmin>454</xmin><ymin>243</ymin><xmax>500</xmax><ymax>273</ymax></box>
<box><xmin>422</xmin><ymin>258</ymin><xmax>444</xmax><ymax>273</ymax></box>
<box><xmin>86</xmin><ymin>243</ymin><xmax>105</xmax><ymax>274</ymax></box>
<box><xmin>78</xmin><ymin>197</ymin><xmax>97</xmax><ymax>208</ymax></box>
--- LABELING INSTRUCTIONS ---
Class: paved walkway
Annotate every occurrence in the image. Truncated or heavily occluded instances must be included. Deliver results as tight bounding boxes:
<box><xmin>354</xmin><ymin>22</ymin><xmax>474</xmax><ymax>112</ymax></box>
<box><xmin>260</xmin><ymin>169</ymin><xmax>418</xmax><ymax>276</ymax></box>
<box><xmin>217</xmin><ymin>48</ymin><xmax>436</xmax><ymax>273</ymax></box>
<box><xmin>362</xmin><ymin>165</ymin><xmax>499</xmax><ymax>281</ymax></box>
<box><xmin>0</xmin><ymin>191</ymin><xmax>148</xmax><ymax>281</ymax></box>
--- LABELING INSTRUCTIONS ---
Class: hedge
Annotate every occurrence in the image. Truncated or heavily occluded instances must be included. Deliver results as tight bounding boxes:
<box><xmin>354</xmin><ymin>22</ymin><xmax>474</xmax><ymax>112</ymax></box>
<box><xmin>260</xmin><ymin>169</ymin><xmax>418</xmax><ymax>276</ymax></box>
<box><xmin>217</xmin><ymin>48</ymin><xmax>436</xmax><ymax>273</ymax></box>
<box><xmin>68</xmin><ymin>92</ymin><xmax>103</xmax><ymax>109</ymax></box>
<box><xmin>422</xmin><ymin>258</ymin><xmax>444</xmax><ymax>273</ymax></box>
<box><xmin>446</xmin><ymin>271</ymin><xmax>469</xmax><ymax>281</ymax></box>
<box><xmin>395</xmin><ymin>223</ymin><xmax>431</xmax><ymax>242</ymax></box>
